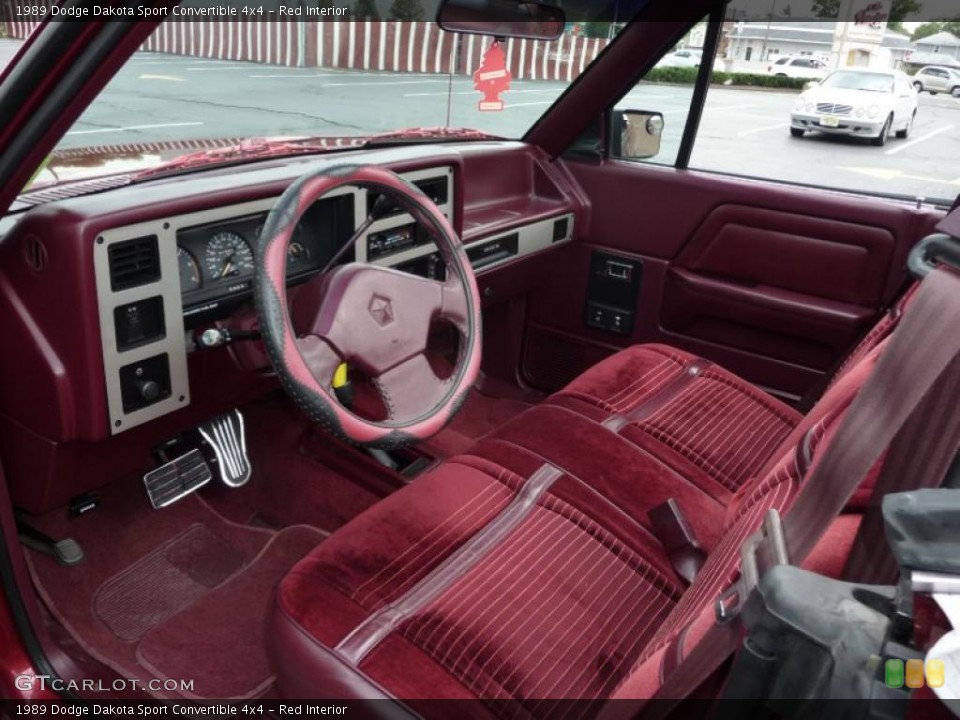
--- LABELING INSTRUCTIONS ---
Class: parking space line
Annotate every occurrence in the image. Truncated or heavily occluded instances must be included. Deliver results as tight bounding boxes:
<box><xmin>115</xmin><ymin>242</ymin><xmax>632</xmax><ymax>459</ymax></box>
<box><xmin>885</xmin><ymin>124</ymin><xmax>955</xmax><ymax>156</ymax></box>
<box><xmin>405</xmin><ymin>88</ymin><xmax>559</xmax><ymax>97</ymax></box>
<box><xmin>248</xmin><ymin>73</ymin><xmax>354</xmax><ymax>79</ymax></box>
<box><xmin>66</xmin><ymin>122</ymin><xmax>203</xmax><ymax>136</ymax></box>
<box><xmin>138</xmin><ymin>75</ymin><xmax>186</xmax><ymax>82</ymax></box>
<box><xmin>505</xmin><ymin>101</ymin><xmax>555</xmax><ymax>108</ymax></box>
<box><xmin>738</xmin><ymin>122</ymin><xmax>789</xmax><ymax>136</ymax></box>
<box><xmin>325</xmin><ymin>80</ymin><xmax>455</xmax><ymax>87</ymax></box>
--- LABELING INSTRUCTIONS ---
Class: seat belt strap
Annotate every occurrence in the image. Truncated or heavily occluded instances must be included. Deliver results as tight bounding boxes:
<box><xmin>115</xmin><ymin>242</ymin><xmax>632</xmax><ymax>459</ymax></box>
<box><xmin>782</xmin><ymin>267</ymin><xmax>960</xmax><ymax>564</ymax></box>
<box><xmin>642</xmin><ymin>267</ymin><xmax>960</xmax><ymax>716</ymax></box>
<box><xmin>844</xmin><ymin>351</ymin><xmax>960</xmax><ymax>585</ymax></box>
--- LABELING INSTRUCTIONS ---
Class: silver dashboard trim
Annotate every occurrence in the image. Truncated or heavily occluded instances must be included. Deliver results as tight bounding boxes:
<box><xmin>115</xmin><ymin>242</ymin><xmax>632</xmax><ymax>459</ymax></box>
<box><xmin>93</xmin><ymin>222</ymin><xmax>191</xmax><ymax>435</ymax></box>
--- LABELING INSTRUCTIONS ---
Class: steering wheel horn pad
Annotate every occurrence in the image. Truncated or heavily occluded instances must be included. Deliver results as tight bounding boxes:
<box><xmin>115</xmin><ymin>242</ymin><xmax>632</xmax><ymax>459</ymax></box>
<box><xmin>253</xmin><ymin>164</ymin><xmax>482</xmax><ymax>448</ymax></box>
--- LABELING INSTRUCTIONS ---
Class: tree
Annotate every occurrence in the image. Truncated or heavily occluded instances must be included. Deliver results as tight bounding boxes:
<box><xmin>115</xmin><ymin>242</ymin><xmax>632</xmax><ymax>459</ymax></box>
<box><xmin>354</xmin><ymin>0</ymin><xmax>379</xmax><ymax>19</ymax></box>
<box><xmin>811</xmin><ymin>0</ymin><xmax>840</xmax><ymax>19</ymax></box>
<box><xmin>912</xmin><ymin>22</ymin><xmax>943</xmax><ymax>41</ymax></box>
<box><xmin>388</xmin><ymin>0</ymin><xmax>423</xmax><ymax>21</ymax></box>
<box><xmin>889</xmin><ymin>0</ymin><xmax>923</xmax><ymax>23</ymax></box>
<box><xmin>582</xmin><ymin>22</ymin><xmax>614</xmax><ymax>39</ymax></box>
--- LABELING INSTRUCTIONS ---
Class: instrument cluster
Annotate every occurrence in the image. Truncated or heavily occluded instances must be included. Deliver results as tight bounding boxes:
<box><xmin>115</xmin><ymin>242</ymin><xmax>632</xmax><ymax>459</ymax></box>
<box><xmin>175</xmin><ymin>193</ymin><xmax>355</xmax><ymax>315</ymax></box>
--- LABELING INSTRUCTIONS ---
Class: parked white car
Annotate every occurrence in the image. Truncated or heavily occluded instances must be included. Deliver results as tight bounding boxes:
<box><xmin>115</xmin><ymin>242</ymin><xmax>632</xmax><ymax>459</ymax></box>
<box><xmin>912</xmin><ymin>66</ymin><xmax>960</xmax><ymax>97</ymax></box>
<box><xmin>656</xmin><ymin>49</ymin><xmax>701</xmax><ymax>68</ymax></box>
<box><xmin>790</xmin><ymin>69</ymin><xmax>919</xmax><ymax>146</ymax></box>
<box><xmin>768</xmin><ymin>55</ymin><xmax>829</xmax><ymax>80</ymax></box>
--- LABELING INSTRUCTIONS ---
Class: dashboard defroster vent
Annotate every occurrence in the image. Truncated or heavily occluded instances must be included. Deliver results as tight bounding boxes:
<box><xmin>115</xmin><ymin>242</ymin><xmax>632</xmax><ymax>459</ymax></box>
<box><xmin>108</xmin><ymin>235</ymin><xmax>161</xmax><ymax>291</ymax></box>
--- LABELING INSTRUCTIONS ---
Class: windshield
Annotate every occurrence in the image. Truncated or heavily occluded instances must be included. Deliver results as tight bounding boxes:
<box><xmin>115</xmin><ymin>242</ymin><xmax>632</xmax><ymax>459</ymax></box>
<box><xmin>7</xmin><ymin>8</ymin><xmax>632</xmax><ymax>187</ymax></box>
<box><xmin>820</xmin><ymin>70</ymin><xmax>895</xmax><ymax>93</ymax></box>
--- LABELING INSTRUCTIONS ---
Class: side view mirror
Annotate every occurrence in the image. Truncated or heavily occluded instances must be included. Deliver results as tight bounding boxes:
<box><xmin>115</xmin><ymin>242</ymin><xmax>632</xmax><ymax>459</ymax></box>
<box><xmin>436</xmin><ymin>0</ymin><xmax>565</xmax><ymax>41</ymax></box>
<box><xmin>610</xmin><ymin>110</ymin><xmax>664</xmax><ymax>160</ymax></box>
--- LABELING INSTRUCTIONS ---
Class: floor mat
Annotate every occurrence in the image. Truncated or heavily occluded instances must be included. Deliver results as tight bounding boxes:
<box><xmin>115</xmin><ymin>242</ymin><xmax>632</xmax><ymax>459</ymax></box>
<box><xmin>93</xmin><ymin>524</ymin><xmax>247</xmax><ymax>642</ymax></box>
<box><xmin>26</xmin><ymin>476</ymin><xmax>323</xmax><ymax>699</ymax></box>
<box><xmin>137</xmin><ymin>525</ymin><xmax>321</xmax><ymax>699</ymax></box>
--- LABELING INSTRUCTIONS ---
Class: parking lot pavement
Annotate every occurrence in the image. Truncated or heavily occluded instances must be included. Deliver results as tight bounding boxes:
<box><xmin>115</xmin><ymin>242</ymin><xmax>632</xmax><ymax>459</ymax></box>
<box><xmin>0</xmin><ymin>37</ymin><xmax>23</xmax><ymax>74</ymax></box>
<box><xmin>620</xmin><ymin>83</ymin><xmax>960</xmax><ymax>202</ymax></box>
<box><xmin>3</xmin><ymin>37</ymin><xmax>958</xmax><ymax>204</ymax></box>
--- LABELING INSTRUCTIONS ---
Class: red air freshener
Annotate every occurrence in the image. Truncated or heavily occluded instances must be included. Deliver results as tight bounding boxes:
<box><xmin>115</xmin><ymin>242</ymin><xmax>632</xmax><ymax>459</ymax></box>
<box><xmin>473</xmin><ymin>41</ymin><xmax>512</xmax><ymax>111</ymax></box>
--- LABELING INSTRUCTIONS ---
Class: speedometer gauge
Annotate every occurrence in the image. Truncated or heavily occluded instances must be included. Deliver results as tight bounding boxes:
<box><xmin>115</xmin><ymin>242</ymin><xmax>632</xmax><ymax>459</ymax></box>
<box><xmin>205</xmin><ymin>231</ymin><xmax>253</xmax><ymax>281</ymax></box>
<box><xmin>178</xmin><ymin>246</ymin><xmax>202</xmax><ymax>292</ymax></box>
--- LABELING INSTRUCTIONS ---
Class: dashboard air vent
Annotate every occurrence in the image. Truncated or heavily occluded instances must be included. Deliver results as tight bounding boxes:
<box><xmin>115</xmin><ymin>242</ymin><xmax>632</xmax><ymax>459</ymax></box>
<box><xmin>22</xmin><ymin>235</ymin><xmax>48</xmax><ymax>272</ymax></box>
<box><xmin>108</xmin><ymin>235</ymin><xmax>161</xmax><ymax>291</ymax></box>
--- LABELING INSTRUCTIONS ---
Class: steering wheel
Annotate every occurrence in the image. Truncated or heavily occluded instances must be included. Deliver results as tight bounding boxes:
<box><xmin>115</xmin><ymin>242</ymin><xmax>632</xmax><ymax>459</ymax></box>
<box><xmin>253</xmin><ymin>165</ymin><xmax>482</xmax><ymax>449</ymax></box>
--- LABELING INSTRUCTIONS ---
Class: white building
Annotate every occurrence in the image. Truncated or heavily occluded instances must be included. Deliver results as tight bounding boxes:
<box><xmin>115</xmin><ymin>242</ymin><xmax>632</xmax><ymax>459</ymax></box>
<box><xmin>724</xmin><ymin>21</ymin><xmax>912</xmax><ymax>71</ymax></box>
<box><xmin>913</xmin><ymin>31</ymin><xmax>960</xmax><ymax>62</ymax></box>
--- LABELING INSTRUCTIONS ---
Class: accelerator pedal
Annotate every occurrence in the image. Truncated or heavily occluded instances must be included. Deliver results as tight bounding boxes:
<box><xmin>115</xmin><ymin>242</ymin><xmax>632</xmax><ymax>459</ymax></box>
<box><xmin>198</xmin><ymin>410</ymin><xmax>251</xmax><ymax>488</ymax></box>
<box><xmin>143</xmin><ymin>448</ymin><xmax>212</xmax><ymax>509</ymax></box>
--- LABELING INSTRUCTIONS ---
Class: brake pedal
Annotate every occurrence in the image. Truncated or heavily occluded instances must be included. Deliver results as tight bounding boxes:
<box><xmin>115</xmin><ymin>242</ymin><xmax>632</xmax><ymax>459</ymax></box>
<box><xmin>144</xmin><ymin>448</ymin><xmax>212</xmax><ymax>509</ymax></box>
<box><xmin>199</xmin><ymin>410</ymin><xmax>251</xmax><ymax>488</ymax></box>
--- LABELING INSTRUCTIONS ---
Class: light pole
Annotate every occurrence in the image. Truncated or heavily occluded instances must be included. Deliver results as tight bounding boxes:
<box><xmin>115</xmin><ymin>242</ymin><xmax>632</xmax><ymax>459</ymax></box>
<box><xmin>760</xmin><ymin>0</ymin><xmax>778</xmax><ymax>62</ymax></box>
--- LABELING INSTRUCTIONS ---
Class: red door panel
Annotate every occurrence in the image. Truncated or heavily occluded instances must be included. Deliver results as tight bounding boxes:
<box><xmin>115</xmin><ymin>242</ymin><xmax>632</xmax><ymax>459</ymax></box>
<box><xmin>661</xmin><ymin>202</ymin><xmax>894</xmax><ymax>372</ymax></box>
<box><xmin>673</xmin><ymin>204</ymin><xmax>894</xmax><ymax>306</ymax></box>
<box><xmin>522</xmin><ymin>160</ymin><xmax>944</xmax><ymax>402</ymax></box>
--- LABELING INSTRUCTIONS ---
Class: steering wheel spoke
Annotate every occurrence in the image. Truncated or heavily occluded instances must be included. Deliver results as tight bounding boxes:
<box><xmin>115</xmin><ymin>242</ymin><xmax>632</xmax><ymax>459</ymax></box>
<box><xmin>373</xmin><ymin>352</ymin><xmax>450</xmax><ymax>422</ymax></box>
<box><xmin>439</xmin><ymin>273</ymin><xmax>473</xmax><ymax>336</ymax></box>
<box><xmin>295</xmin><ymin>334</ymin><xmax>343</xmax><ymax>390</ymax></box>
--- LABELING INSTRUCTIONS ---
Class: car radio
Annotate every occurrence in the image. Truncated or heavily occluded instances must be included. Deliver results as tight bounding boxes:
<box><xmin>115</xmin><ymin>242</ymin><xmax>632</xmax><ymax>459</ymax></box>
<box><xmin>367</xmin><ymin>224</ymin><xmax>429</xmax><ymax>261</ymax></box>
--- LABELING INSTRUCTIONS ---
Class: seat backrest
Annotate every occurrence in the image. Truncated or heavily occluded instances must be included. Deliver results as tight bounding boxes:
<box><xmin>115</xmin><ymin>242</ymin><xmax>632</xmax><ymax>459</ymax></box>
<box><xmin>610</xmin><ymin>264</ymin><xmax>960</xmax><ymax>707</ymax></box>
<box><xmin>825</xmin><ymin>280</ymin><xmax>919</xmax><ymax>392</ymax></box>
<box><xmin>606</xmin><ymin>337</ymin><xmax>888</xmax><ymax>702</ymax></box>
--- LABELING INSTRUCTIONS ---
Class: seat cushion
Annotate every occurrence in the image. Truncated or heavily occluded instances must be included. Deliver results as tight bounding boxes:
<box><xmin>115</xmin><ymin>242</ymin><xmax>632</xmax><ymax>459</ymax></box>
<box><xmin>544</xmin><ymin>344</ymin><xmax>802</xmax><ymax>501</ymax></box>
<box><xmin>270</xmin><ymin>454</ymin><xmax>687</xmax><ymax>703</ymax></box>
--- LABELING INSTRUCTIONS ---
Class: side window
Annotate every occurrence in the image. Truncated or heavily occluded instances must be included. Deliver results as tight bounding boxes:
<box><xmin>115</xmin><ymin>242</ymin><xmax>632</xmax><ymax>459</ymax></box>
<box><xmin>609</xmin><ymin>25</ymin><xmax>708</xmax><ymax>167</ymax></box>
<box><xmin>685</xmin><ymin>21</ymin><xmax>959</xmax><ymax>204</ymax></box>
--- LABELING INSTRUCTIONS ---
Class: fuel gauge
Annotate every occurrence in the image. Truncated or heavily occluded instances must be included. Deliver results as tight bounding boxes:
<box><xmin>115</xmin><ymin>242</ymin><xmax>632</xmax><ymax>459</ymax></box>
<box><xmin>178</xmin><ymin>246</ymin><xmax>202</xmax><ymax>293</ymax></box>
<box><xmin>287</xmin><ymin>241</ymin><xmax>312</xmax><ymax>269</ymax></box>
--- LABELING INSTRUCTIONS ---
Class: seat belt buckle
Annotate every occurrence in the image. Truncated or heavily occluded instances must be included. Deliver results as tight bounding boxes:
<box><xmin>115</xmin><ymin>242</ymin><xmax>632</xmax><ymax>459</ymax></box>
<box><xmin>715</xmin><ymin>509</ymin><xmax>789</xmax><ymax>624</ymax></box>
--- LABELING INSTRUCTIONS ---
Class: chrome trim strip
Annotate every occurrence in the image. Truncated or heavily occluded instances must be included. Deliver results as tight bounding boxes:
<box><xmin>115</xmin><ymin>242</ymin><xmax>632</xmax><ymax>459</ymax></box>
<box><xmin>335</xmin><ymin>463</ymin><xmax>562</xmax><ymax>665</ymax></box>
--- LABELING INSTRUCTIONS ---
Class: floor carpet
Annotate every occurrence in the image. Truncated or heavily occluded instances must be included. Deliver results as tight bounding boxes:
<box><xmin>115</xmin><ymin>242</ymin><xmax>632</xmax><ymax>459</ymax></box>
<box><xmin>26</xmin><ymin>475</ymin><xmax>324</xmax><ymax>700</ymax></box>
<box><xmin>25</xmin><ymin>390</ymin><xmax>535</xmax><ymax>699</ymax></box>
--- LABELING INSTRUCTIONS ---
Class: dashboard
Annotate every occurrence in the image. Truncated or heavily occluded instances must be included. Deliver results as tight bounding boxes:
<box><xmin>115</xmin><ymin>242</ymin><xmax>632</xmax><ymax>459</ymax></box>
<box><xmin>0</xmin><ymin>141</ymin><xmax>584</xmax><ymax>504</ymax></box>
<box><xmin>88</xmin><ymin>160</ymin><xmax>574</xmax><ymax>435</ymax></box>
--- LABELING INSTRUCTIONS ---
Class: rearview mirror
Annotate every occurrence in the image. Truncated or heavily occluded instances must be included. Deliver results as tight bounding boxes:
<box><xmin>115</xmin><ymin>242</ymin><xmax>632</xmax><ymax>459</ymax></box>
<box><xmin>610</xmin><ymin>110</ymin><xmax>664</xmax><ymax>161</ymax></box>
<box><xmin>436</xmin><ymin>0</ymin><xmax>565</xmax><ymax>41</ymax></box>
